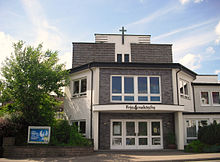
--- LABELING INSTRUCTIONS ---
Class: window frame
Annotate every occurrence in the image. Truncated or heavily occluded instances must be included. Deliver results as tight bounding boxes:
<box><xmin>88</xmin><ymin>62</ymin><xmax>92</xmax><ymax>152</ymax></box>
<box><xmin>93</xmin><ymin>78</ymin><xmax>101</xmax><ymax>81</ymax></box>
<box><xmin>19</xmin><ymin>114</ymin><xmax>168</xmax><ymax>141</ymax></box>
<box><xmin>71</xmin><ymin>120</ymin><xmax>86</xmax><ymax>135</ymax></box>
<box><xmin>116</xmin><ymin>53</ymin><xmax>131</xmax><ymax>63</ymax></box>
<box><xmin>200</xmin><ymin>91</ymin><xmax>210</xmax><ymax>106</ymax></box>
<box><xmin>185</xmin><ymin>119</ymin><xmax>209</xmax><ymax>144</ymax></box>
<box><xmin>72</xmin><ymin>77</ymin><xmax>87</xmax><ymax>97</ymax></box>
<box><xmin>212</xmin><ymin>92</ymin><xmax>220</xmax><ymax>106</ymax></box>
<box><xmin>110</xmin><ymin>75</ymin><xmax>161</xmax><ymax>103</ymax></box>
<box><xmin>200</xmin><ymin>91</ymin><xmax>220</xmax><ymax>106</ymax></box>
<box><xmin>179</xmin><ymin>79</ymin><xmax>190</xmax><ymax>99</ymax></box>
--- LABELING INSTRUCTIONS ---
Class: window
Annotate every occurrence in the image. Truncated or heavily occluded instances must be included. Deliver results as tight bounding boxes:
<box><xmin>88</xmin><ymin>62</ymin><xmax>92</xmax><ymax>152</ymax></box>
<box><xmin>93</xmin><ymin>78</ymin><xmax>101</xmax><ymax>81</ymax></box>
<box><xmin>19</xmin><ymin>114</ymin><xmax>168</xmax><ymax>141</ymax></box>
<box><xmin>111</xmin><ymin>75</ymin><xmax>161</xmax><ymax>102</ymax></box>
<box><xmin>117</xmin><ymin>54</ymin><xmax>122</xmax><ymax>63</ymax></box>
<box><xmin>212</xmin><ymin>92</ymin><xmax>220</xmax><ymax>105</ymax></box>
<box><xmin>116</xmin><ymin>54</ymin><xmax>130</xmax><ymax>62</ymax></box>
<box><xmin>200</xmin><ymin>91</ymin><xmax>220</xmax><ymax>106</ymax></box>
<box><xmin>72</xmin><ymin>120</ymin><xmax>86</xmax><ymax>134</ymax></box>
<box><xmin>185</xmin><ymin>119</ymin><xmax>208</xmax><ymax>143</ymax></box>
<box><xmin>124</xmin><ymin>54</ymin><xmax>129</xmax><ymax>62</ymax></box>
<box><xmin>73</xmin><ymin>78</ymin><xmax>87</xmax><ymax>97</ymax></box>
<box><xmin>180</xmin><ymin>80</ymin><xmax>190</xmax><ymax>99</ymax></box>
<box><xmin>201</xmin><ymin>92</ymin><xmax>209</xmax><ymax>105</ymax></box>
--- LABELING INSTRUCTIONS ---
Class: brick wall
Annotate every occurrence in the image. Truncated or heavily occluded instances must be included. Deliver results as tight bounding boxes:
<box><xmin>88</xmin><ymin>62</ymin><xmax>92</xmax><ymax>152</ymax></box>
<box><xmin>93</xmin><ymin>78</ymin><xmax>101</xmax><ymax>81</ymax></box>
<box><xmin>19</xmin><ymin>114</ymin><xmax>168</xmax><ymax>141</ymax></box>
<box><xmin>131</xmin><ymin>44</ymin><xmax>173</xmax><ymax>63</ymax></box>
<box><xmin>99</xmin><ymin>68</ymin><xmax>173</xmax><ymax>105</ymax></box>
<box><xmin>3</xmin><ymin>146</ymin><xmax>93</xmax><ymax>158</ymax></box>
<box><xmin>72</xmin><ymin>43</ymin><xmax>115</xmax><ymax>68</ymax></box>
<box><xmin>99</xmin><ymin>112</ymin><xmax>175</xmax><ymax>150</ymax></box>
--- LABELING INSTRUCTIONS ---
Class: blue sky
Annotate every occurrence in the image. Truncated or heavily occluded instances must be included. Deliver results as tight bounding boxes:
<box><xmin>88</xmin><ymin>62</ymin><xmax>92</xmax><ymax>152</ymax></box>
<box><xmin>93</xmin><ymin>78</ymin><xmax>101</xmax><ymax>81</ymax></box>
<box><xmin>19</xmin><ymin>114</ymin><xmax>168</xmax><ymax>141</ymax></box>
<box><xmin>0</xmin><ymin>0</ymin><xmax>220</xmax><ymax>79</ymax></box>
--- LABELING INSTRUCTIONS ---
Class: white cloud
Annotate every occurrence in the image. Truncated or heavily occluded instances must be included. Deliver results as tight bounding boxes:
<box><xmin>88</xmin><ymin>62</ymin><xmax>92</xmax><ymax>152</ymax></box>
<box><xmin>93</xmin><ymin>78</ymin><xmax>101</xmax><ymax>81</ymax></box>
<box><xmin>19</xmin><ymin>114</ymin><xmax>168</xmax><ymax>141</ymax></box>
<box><xmin>215</xmin><ymin>70</ymin><xmax>220</xmax><ymax>74</ymax></box>
<box><xmin>179</xmin><ymin>53</ymin><xmax>201</xmax><ymax>70</ymax></box>
<box><xmin>173</xmin><ymin>31</ymin><xmax>215</xmax><ymax>60</ymax></box>
<box><xmin>179</xmin><ymin>0</ymin><xmax>204</xmax><ymax>5</ymax></box>
<box><xmin>179</xmin><ymin>0</ymin><xmax>190</xmax><ymax>5</ymax></box>
<box><xmin>206</xmin><ymin>46</ymin><xmax>215</xmax><ymax>54</ymax></box>
<box><xmin>127</xmin><ymin>5</ymin><xmax>177</xmax><ymax>27</ymax></box>
<box><xmin>21</xmin><ymin>0</ymin><xmax>64</xmax><ymax>50</ymax></box>
<box><xmin>0</xmin><ymin>32</ymin><xmax>17</xmax><ymax>71</ymax></box>
<box><xmin>215</xmin><ymin>21</ymin><xmax>220</xmax><ymax>45</ymax></box>
<box><xmin>58</xmin><ymin>52</ymin><xmax>72</xmax><ymax>70</ymax></box>
<box><xmin>194</xmin><ymin>0</ymin><xmax>204</xmax><ymax>3</ymax></box>
<box><xmin>21</xmin><ymin>0</ymin><xmax>71</xmax><ymax>69</ymax></box>
<box><xmin>153</xmin><ymin>19</ymin><xmax>217</xmax><ymax>41</ymax></box>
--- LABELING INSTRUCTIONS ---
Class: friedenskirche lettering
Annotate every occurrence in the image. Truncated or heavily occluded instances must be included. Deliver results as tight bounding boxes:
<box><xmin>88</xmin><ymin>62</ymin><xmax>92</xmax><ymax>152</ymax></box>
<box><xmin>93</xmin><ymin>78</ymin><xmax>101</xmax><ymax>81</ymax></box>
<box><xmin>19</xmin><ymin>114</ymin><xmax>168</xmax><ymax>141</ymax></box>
<box><xmin>126</xmin><ymin>105</ymin><xmax>156</xmax><ymax>110</ymax></box>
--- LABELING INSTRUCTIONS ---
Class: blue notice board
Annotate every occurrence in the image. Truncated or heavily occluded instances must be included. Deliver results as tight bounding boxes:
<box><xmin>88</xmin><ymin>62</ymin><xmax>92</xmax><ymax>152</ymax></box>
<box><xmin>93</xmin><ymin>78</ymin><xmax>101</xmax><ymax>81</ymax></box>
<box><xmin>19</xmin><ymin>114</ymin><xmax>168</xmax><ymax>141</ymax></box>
<box><xmin>28</xmin><ymin>126</ymin><xmax>51</xmax><ymax>144</ymax></box>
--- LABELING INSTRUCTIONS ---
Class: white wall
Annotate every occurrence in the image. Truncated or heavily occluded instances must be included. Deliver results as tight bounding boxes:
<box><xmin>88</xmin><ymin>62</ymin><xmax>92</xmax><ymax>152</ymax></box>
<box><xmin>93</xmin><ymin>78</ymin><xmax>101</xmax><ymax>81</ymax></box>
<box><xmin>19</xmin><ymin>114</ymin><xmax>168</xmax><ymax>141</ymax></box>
<box><xmin>64</xmin><ymin>67</ymin><xmax>100</xmax><ymax>139</ymax></box>
<box><xmin>194</xmin><ymin>85</ymin><xmax>220</xmax><ymax>112</ymax></box>
<box><xmin>64</xmin><ymin>69</ymin><xmax>91</xmax><ymax>138</ymax></box>
<box><xmin>178</xmin><ymin>71</ymin><xmax>195</xmax><ymax>112</ymax></box>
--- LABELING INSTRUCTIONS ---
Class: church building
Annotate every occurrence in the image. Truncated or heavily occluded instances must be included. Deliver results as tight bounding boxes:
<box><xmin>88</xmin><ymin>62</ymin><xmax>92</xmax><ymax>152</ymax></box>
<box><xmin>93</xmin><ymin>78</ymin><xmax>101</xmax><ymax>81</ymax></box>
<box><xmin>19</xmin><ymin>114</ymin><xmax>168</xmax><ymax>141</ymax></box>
<box><xmin>64</xmin><ymin>28</ymin><xmax>220</xmax><ymax>150</ymax></box>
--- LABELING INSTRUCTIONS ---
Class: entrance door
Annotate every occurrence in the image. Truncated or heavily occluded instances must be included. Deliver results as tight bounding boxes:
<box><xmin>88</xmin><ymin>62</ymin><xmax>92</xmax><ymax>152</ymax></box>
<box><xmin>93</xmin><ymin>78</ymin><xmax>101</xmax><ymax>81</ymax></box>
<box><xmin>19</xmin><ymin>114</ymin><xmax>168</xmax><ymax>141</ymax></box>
<box><xmin>111</xmin><ymin>119</ymin><xmax>163</xmax><ymax>149</ymax></box>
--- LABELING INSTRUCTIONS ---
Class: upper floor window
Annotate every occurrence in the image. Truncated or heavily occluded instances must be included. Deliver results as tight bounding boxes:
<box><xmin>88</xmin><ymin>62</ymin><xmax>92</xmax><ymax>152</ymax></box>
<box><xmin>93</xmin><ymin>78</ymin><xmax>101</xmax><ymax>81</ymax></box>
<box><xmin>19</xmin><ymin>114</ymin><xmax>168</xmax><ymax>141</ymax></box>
<box><xmin>200</xmin><ymin>91</ymin><xmax>220</xmax><ymax>106</ymax></box>
<box><xmin>116</xmin><ymin>54</ymin><xmax>130</xmax><ymax>63</ymax></box>
<box><xmin>212</xmin><ymin>92</ymin><xmax>220</xmax><ymax>105</ymax></box>
<box><xmin>124</xmin><ymin>54</ymin><xmax>129</xmax><ymax>62</ymax></box>
<box><xmin>180</xmin><ymin>79</ymin><xmax>190</xmax><ymax>99</ymax></box>
<box><xmin>201</xmin><ymin>92</ymin><xmax>209</xmax><ymax>105</ymax></box>
<box><xmin>117</xmin><ymin>54</ymin><xmax>122</xmax><ymax>63</ymax></box>
<box><xmin>111</xmin><ymin>75</ymin><xmax>161</xmax><ymax>103</ymax></box>
<box><xmin>73</xmin><ymin>78</ymin><xmax>87</xmax><ymax>97</ymax></box>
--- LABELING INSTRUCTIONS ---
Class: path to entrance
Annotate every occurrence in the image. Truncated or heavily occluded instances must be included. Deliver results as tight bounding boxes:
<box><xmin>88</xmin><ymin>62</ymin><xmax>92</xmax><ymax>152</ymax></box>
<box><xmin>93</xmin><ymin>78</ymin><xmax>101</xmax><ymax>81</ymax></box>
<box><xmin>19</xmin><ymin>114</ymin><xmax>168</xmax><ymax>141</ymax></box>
<box><xmin>1</xmin><ymin>150</ymin><xmax>220</xmax><ymax>162</ymax></box>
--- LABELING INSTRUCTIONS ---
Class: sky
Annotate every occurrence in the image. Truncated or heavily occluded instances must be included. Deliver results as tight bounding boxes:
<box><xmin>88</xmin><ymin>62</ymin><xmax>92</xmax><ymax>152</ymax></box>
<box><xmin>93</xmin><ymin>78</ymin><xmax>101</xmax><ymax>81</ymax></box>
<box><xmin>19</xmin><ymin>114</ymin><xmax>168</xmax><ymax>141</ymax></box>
<box><xmin>0</xmin><ymin>0</ymin><xmax>220</xmax><ymax>79</ymax></box>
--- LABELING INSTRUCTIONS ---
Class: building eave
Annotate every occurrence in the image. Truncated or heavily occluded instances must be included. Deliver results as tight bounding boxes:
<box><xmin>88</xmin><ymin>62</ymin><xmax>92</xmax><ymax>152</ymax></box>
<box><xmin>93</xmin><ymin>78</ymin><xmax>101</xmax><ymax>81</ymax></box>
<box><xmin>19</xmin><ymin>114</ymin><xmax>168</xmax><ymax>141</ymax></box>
<box><xmin>68</xmin><ymin>62</ymin><xmax>197</xmax><ymax>77</ymax></box>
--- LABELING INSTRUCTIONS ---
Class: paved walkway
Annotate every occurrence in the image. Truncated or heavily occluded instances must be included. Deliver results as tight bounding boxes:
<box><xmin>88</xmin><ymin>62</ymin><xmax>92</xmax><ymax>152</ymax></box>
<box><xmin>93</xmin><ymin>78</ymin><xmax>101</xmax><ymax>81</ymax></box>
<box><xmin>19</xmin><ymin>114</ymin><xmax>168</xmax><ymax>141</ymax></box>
<box><xmin>1</xmin><ymin>150</ymin><xmax>220</xmax><ymax>162</ymax></box>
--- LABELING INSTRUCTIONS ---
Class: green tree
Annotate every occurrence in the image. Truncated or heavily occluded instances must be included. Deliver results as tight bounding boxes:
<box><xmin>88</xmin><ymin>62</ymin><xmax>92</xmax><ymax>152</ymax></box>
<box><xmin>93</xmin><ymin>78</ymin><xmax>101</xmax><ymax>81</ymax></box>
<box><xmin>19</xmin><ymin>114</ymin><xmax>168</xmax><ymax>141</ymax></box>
<box><xmin>0</xmin><ymin>41</ymin><xmax>69</xmax><ymax>126</ymax></box>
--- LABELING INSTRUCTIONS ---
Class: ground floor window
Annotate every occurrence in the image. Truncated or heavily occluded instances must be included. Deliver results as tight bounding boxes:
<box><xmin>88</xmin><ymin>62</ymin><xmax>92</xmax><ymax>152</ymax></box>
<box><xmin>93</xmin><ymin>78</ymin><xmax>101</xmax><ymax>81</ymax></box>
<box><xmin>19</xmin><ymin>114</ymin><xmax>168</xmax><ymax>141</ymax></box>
<box><xmin>185</xmin><ymin>119</ymin><xmax>208</xmax><ymax>143</ymax></box>
<box><xmin>111</xmin><ymin>119</ymin><xmax>163</xmax><ymax>149</ymax></box>
<box><xmin>71</xmin><ymin>120</ymin><xmax>86</xmax><ymax>135</ymax></box>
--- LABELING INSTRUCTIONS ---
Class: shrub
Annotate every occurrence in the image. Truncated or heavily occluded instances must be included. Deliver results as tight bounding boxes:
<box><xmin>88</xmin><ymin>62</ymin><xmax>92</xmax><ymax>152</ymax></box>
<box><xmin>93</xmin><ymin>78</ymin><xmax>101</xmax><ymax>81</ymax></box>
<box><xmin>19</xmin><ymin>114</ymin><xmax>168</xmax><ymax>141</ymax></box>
<box><xmin>198</xmin><ymin>122</ymin><xmax>220</xmax><ymax>145</ymax></box>
<box><xmin>185</xmin><ymin>140</ymin><xmax>205</xmax><ymax>153</ymax></box>
<box><xmin>50</xmin><ymin>120</ymin><xmax>92</xmax><ymax>146</ymax></box>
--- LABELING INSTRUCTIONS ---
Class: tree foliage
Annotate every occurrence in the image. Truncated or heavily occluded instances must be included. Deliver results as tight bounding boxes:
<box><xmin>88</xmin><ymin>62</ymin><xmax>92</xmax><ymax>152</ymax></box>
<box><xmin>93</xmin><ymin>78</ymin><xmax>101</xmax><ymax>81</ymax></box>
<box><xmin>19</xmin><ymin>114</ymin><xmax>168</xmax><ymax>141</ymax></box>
<box><xmin>0</xmin><ymin>41</ymin><xmax>69</xmax><ymax>126</ymax></box>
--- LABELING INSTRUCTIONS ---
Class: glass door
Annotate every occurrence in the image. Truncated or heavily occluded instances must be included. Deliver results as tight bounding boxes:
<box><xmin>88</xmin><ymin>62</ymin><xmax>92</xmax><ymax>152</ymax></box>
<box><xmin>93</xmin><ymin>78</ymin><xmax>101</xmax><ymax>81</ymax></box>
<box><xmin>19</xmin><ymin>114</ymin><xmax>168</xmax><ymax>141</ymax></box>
<box><xmin>137</xmin><ymin>121</ymin><xmax>149</xmax><ymax>149</ymax></box>
<box><xmin>150</xmin><ymin>121</ymin><xmax>163</xmax><ymax>149</ymax></box>
<box><xmin>125</xmin><ymin>121</ymin><xmax>136</xmax><ymax>149</ymax></box>
<box><xmin>111</xmin><ymin>121</ymin><xmax>123</xmax><ymax>149</ymax></box>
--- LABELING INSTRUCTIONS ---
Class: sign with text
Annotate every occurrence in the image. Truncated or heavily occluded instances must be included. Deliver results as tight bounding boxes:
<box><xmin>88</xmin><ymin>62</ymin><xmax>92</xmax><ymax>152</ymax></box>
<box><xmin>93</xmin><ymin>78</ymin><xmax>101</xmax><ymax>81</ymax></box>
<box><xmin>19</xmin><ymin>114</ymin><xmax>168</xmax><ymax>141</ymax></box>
<box><xmin>28</xmin><ymin>126</ymin><xmax>51</xmax><ymax>144</ymax></box>
<box><xmin>126</xmin><ymin>105</ymin><xmax>156</xmax><ymax>110</ymax></box>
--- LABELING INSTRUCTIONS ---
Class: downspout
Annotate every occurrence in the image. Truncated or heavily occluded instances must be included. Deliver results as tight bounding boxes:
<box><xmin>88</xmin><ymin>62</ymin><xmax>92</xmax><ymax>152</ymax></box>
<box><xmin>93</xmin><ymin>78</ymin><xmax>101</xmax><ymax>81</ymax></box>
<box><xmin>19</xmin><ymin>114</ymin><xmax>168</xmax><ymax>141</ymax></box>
<box><xmin>192</xmin><ymin>84</ymin><xmax>196</xmax><ymax>112</ymax></box>
<box><xmin>89</xmin><ymin>64</ymin><xmax>93</xmax><ymax>139</ymax></box>
<box><xmin>176</xmin><ymin>68</ymin><xmax>182</xmax><ymax>105</ymax></box>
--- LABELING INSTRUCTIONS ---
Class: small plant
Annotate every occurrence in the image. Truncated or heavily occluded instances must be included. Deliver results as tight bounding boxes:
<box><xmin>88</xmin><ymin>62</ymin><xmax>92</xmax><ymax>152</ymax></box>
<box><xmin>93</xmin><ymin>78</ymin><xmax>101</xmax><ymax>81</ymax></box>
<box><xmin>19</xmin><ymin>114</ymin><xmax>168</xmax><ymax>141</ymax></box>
<box><xmin>185</xmin><ymin>140</ymin><xmax>205</xmax><ymax>153</ymax></box>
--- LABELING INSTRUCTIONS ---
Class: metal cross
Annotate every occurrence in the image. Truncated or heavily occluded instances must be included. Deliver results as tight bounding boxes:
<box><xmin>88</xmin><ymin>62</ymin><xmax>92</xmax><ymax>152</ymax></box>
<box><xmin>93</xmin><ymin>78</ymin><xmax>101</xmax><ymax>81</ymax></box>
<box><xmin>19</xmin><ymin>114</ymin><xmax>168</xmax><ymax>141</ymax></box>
<box><xmin>119</xmin><ymin>26</ymin><xmax>127</xmax><ymax>44</ymax></box>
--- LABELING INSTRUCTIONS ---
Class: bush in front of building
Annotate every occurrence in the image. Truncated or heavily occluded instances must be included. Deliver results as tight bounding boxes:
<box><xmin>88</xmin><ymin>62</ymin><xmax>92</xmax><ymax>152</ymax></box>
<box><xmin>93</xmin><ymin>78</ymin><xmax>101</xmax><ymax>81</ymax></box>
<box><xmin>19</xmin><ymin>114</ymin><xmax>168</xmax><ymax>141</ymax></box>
<box><xmin>185</xmin><ymin>140</ymin><xmax>205</xmax><ymax>153</ymax></box>
<box><xmin>50</xmin><ymin>120</ymin><xmax>92</xmax><ymax>146</ymax></box>
<box><xmin>198</xmin><ymin>121</ymin><xmax>220</xmax><ymax>145</ymax></box>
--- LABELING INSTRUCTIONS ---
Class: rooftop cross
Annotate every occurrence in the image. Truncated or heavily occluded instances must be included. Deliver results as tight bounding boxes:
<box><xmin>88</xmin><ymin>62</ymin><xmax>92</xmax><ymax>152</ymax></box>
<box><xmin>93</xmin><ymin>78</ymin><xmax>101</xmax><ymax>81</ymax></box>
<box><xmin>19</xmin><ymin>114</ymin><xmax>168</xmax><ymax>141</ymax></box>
<box><xmin>119</xmin><ymin>26</ymin><xmax>127</xmax><ymax>44</ymax></box>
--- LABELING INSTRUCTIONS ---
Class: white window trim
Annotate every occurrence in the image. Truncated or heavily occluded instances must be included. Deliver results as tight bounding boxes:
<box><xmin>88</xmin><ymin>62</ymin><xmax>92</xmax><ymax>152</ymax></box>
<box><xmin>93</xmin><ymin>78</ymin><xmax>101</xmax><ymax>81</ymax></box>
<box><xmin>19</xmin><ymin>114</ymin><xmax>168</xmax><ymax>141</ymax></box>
<box><xmin>72</xmin><ymin>77</ymin><xmax>87</xmax><ymax>97</ymax></box>
<box><xmin>211</xmin><ymin>91</ymin><xmax>220</xmax><ymax>106</ymax></box>
<box><xmin>200</xmin><ymin>91</ymin><xmax>220</xmax><ymax>107</ymax></box>
<box><xmin>200</xmin><ymin>91</ymin><xmax>211</xmax><ymax>106</ymax></box>
<box><xmin>71</xmin><ymin>120</ymin><xmax>86</xmax><ymax>135</ymax></box>
<box><xmin>185</xmin><ymin>119</ymin><xmax>209</xmax><ymax>144</ymax></box>
<box><xmin>180</xmin><ymin>79</ymin><xmax>190</xmax><ymax>99</ymax></box>
<box><xmin>110</xmin><ymin>75</ymin><xmax>162</xmax><ymax>103</ymax></box>
<box><xmin>115</xmin><ymin>53</ymin><xmax>131</xmax><ymax>63</ymax></box>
